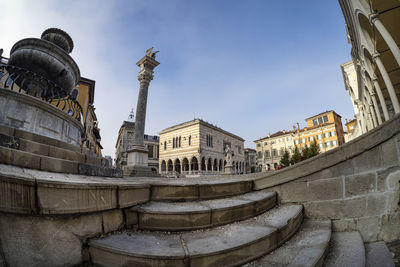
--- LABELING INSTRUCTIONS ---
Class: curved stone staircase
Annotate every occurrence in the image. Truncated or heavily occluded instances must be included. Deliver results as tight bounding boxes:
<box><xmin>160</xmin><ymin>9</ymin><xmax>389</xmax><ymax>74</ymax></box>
<box><xmin>87</xmin><ymin>180</ymin><xmax>330</xmax><ymax>267</ymax></box>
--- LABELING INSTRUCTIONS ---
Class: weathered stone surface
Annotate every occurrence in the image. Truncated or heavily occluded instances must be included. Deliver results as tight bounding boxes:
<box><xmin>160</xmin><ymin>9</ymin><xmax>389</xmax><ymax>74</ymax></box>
<box><xmin>308</xmin><ymin>177</ymin><xmax>343</xmax><ymax>200</ymax></box>
<box><xmin>243</xmin><ymin>219</ymin><xmax>331</xmax><ymax>267</ymax></box>
<box><xmin>0</xmin><ymin>173</ymin><xmax>36</xmax><ymax>214</ymax></box>
<box><xmin>379</xmin><ymin>212</ymin><xmax>400</xmax><ymax>242</ymax></box>
<box><xmin>332</xmin><ymin>218</ymin><xmax>356</xmax><ymax>232</ymax></box>
<box><xmin>380</xmin><ymin>138</ymin><xmax>399</xmax><ymax>168</ymax></box>
<box><xmin>18</xmin><ymin>138</ymin><xmax>49</xmax><ymax>156</ymax></box>
<box><xmin>352</xmin><ymin>146</ymin><xmax>382</xmax><ymax>173</ymax></box>
<box><xmin>345</xmin><ymin>173</ymin><xmax>376</xmax><ymax>197</ymax></box>
<box><xmin>324</xmin><ymin>231</ymin><xmax>365</xmax><ymax>267</ymax></box>
<box><xmin>48</xmin><ymin>145</ymin><xmax>84</xmax><ymax>162</ymax></box>
<box><xmin>366</xmin><ymin>194</ymin><xmax>387</xmax><ymax>216</ymax></box>
<box><xmin>85</xmin><ymin>154</ymin><xmax>102</xmax><ymax>166</ymax></box>
<box><xmin>0</xmin><ymin>133</ymin><xmax>19</xmax><ymax>149</ymax></box>
<box><xmin>279</xmin><ymin>181</ymin><xmax>310</xmax><ymax>202</ymax></box>
<box><xmin>151</xmin><ymin>184</ymin><xmax>199</xmax><ymax>201</ymax></box>
<box><xmin>40</xmin><ymin>155</ymin><xmax>78</xmax><ymax>174</ymax></box>
<box><xmin>0</xmin><ymin>212</ymin><xmax>102</xmax><ymax>267</ymax></box>
<box><xmin>356</xmin><ymin>216</ymin><xmax>380</xmax><ymax>242</ymax></box>
<box><xmin>118</xmin><ymin>184</ymin><xmax>150</xmax><ymax>208</ymax></box>
<box><xmin>365</xmin><ymin>241</ymin><xmax>395</xmax><ymax>267</ymax></box>
<box><xmin>78</xmin><ymin>163</ymin><xmax>122</xmax><ymax>177</ymax></box>
<box><xmin>124</xmin><ymin>208</ymin><xmax>138</xmax><ymax>226</ymax></box>
<box><xmin>304</xmin><ymin>197</ymin><xmax>366</xmax><ymax>219</ymax></box>
<box><xmin>89</xmin><ymin>232</ymin><xmax>186</xmax><ymax>267</ymax></box>
<box><xmin>36</xmin><ymin>181</ymin><xmax>117</xmax><ymax>214</ymax></box>
<box><xmin>102</xmin><ymin>209</ymin><xmax>123</xmax><ymax>233</ymax></box>
<box><xmin>377</xmin><ymin>167</ymin><xmax>400</xmax><ymax>191</ymax></box>
<box><xmin>199</xmin><ymin>181</ymin><xmax>252</xmax><ymax>199</ymax></box>
<box><xmin>0</xmin><ymin>146</ymin><xmax>41</xmax><ymax>169</ymax></box>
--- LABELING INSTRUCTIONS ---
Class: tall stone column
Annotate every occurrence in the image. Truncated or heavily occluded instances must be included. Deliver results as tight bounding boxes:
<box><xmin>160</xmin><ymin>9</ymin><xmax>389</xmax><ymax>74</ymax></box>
<box><xmin>125</xmin><ymin>49</ymin><xmax>160</xmax><ymax>177</ymax></box>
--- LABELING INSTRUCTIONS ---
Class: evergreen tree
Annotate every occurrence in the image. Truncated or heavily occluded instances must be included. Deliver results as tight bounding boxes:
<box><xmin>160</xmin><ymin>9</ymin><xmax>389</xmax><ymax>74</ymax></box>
<box><xmin>280</xmin><ymin>149</ymin><xmax>290</xmax><ymax>168</ymax></box>
<box><xmin>309</xmin><ymin>140</ymin><xmax>320</xmax><ymax>157</ymax></box>
<box><xmin>290</xmin><ymin>146</ymin><xmax>302</xmax><ymax>164</ymax></box>
<box><xmin>302</xmin><ymin>145</ymin><xmax>311</xmax><ymax>160</ymax></box>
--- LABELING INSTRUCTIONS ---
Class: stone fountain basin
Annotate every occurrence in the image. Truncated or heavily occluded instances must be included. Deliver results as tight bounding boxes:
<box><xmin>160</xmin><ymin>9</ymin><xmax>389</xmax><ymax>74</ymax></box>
<box><xmin>8</xmin><ymin>38</ymin><xmax>80</xmax><ymax>98</ymax></box>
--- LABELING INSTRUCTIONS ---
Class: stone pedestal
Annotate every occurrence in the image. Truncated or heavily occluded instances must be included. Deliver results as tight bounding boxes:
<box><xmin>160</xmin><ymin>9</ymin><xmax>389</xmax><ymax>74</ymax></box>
<box><xmin>224</xmin><ymin>165</ymin><xmax>234</xmax><ymax>175</ymax></box>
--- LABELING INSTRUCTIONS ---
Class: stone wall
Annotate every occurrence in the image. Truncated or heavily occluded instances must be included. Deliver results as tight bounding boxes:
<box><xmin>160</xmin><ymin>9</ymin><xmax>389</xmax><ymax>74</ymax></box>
<box><xmin>252</xmin><ymin>113</ymin><xmax>400</xmax><ymax>242</ymax></box>
<box><xmin>0</xmin><ymin>89</ymin><xmax>83</xmax><ymax>146</ymax></box>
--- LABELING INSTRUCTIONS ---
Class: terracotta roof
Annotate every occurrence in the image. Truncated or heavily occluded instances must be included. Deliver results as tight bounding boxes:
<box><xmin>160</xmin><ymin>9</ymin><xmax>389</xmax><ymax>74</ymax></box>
<box><xmin>254</xmin><ymin>130</ymin><xmax>293</xmax><ymax>142</ymax></box>
<box><xmin>304</xmin><ymin>110</ymin><xmax>342</xmax><ymax>121</ymax></box>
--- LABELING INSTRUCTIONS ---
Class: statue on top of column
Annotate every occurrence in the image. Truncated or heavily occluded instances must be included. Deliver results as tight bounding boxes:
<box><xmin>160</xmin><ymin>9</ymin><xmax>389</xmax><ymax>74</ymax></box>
<box><xmin>145</xmin><ymin>47</ymin><xmax>159</xmax><ymax>59</ymax></box>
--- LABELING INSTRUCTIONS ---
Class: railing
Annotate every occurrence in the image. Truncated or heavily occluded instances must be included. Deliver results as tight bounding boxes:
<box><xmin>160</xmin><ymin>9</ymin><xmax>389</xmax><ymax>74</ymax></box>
<box><xmin>0</xmin><ymin>63</ymin><xmax>83</xmax><ymax>123</ymax></box>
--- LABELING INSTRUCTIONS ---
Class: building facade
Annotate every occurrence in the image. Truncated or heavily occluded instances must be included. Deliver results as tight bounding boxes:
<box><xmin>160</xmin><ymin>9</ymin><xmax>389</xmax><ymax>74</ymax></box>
<box><xmin>115</xmin><ymin>120</ymin><xmax>159</xmax><ymax>172</ymax></box>
<box><xmin>244</xmin><ymin>148</ymin><xmax>257</xmax><ymax>173</ymax></box>
<box><xmin>254</xmin><ymin>131</ymin><xmax>294</xmax><ymax>171</ymax></box>
<box><xmin>159</xmin><ymin>119</ymin><xmax>245</xmax><ymax>176</ymax></box>
<box><xmin>294</xmin><ymin>110</ymin><xmax>345</xmax><ymax>153</ymax></box>
<box><xmin>339</xmin><ymin>0</ymin><xmax>400</xmax><ymax>134</ymax></box>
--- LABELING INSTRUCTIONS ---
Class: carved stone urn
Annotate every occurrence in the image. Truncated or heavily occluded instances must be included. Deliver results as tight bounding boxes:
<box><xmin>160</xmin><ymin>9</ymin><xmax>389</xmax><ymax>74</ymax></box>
<box><xmin>7</xmin><ymin>28</ymin><xmax>80</xmax><ymax>98</ymax></box>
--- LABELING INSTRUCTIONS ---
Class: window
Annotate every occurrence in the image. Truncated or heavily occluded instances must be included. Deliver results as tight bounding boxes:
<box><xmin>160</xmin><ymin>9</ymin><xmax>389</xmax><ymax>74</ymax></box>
<box><xmin>258</xmin><ymin>152</ymin><xmax>262</xmax><ymax>158</ymax></box>
<box><xmin>319</xmin><ymin>143</ymin><xmax>324</xmax><ymax>149</ymax></box>
<box><xmin>324</xmin><ymin>132</ymin><xmax>330</xmax><ymax>138</ymax></box>
<box><xmin>295</xmin><ymin>139</ymin><xmax>299</xmax><ymax>145</ymax></box>
<box><xmin>301</xmin><ymin>138</ymin><xmax>306</xmax><ymax>144</ymax></box>
<box><xmin>173</xmin><ymin>138</ymin><xmax>175</xmax><ymax>148</ymax></box>
<box><xmin>313</xmin><ymin>119</ymin><xmax>318</xmax><ymax>126</ymax></box>
<box><xmin>179</xmin><ymin>136</ymin><xmax>181</xmax><ymax>147</ymax></box>
<box><xmin>308</xmin><ymin>136</ymin><xmax>314</xmax><ymax>142</ymax></box>
<box><xmin>331</xmin><ymin>131</ymin><xmax>336</xmax><ymax>136</ymax></box>
<box><xmin>164</xmin><ymin>141</ymin><xmax>167</xmax><ymax>150</ymax></box>
<box><xmin>317</xmin><ymin>134</ymin><xmax>322</xmax><ymax>140</ymax></box>
<box><xmin>206</xmin><ymin>134</ymin><xmax>213</xmax><ymax>147</ymax></box>
<box><xmin>280</xmin><ymin>148</ymin><xmax>284</xmax><ymax>156</ymax></box>
<box><xmin>272</xmin><ymin>149</ymin><xmax>277</xmax><ymax>157</ymax></box>
<box><xmin>188</xmin><ymin>135</ymin><xmax>192</xmax><ymax>146</ymax></box>
<box><xmin>287</xmin><ymin>137</ymin><xmax>291</xmax><ymax>141</ymax></box>
<box><xmin>326</xmin><ymin>142</ymin><xmax>330</xmax><ymax>147</ymax></box>
<box><xmin>264</xmin><ymin>142</ymin><xmax>268</xmax><ymax>145</ymax></box>
<box><xmin>332</xmin><ymin>140</ymin><xmax>337</xmax><ymax>146</ymax></box>
<box><xmin>148</xmin><ymin>144</ymin><xmax>154</xmax><ymax>159</ymax></box>
<box><xmin>265</xmin><ymin>150</ymin><xmax>270</xmax><ymax>158</ymax></box>
<box><xmin>323</xmin><ymin>115</ymin><xmax>328</xmax><ymax>123</ymax></box>
<box><xmin>257</xmin><ymin>143</ymin><xmax>261</xmax><ymax>147</ymax></box>
<box><xmin>318</xmin><ymin>117</ymin><xmax>323</xmax><ymax>124</ymax></box>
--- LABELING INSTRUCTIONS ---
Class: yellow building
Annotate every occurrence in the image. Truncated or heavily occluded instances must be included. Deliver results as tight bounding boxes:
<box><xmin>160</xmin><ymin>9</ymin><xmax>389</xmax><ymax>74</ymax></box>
<box><xmin>294</xmin><ymin>111</ymin><xmax>345</xmax><ymax>153</ymax></box>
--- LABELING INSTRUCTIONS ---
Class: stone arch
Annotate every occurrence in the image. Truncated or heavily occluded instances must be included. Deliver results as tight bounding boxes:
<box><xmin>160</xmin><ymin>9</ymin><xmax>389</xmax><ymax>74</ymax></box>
<box><xmin>167</xmin><ymin>159</ymin><xmax>173</xmax><ymax>172</ymax></box>
<box><xmin>182</xmin><ymin>158</ymin><xmax>189</xmax><ymax>172</ymax></box>
<box><xmin>201</xmin><ymin>157</ymin><xmax>206</xmax><ymax>171</ymax></box>
<box><xmin>207</xmin><ymin>158</ymin><xmax>212</xmax><ymax>171</ymax></box>
<box><xmin>174</xmin><ymin>158</ymin><xmax>181</xmax><ymax>174</ymax></box>
<box><xmin>191</xmin><ymin>157</ymin><xmax>199</xmax><ymax>171</ymax></box>
<box><xmin>213</xmin><ymin>158</ymin><xmax>218</xmax><ymax>171</ymax></box>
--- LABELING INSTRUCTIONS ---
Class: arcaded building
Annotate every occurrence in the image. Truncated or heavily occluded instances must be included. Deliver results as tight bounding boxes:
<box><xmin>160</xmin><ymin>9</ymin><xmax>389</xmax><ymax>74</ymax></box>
<box><xmin>339</xmin><ymin>0</ymin><xmax>400</xmax><ymax>133</ymax></box>
<box><xmin>159</xmin><ymin>119</ymin><xmax>245</xmax><ymax>176</ymax></box>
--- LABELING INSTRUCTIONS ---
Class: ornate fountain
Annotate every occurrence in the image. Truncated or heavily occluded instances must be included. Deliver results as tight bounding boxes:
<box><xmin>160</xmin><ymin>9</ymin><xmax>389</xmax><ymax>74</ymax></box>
<box><xmin>7</xmin><ymin>28</ymin><xmax>80</xmax><ymax>98</ymax></box>
<box><xmin>0</xmin><ymin>28</ymin><xmax>83</xmax><ymax>145</ymax></box>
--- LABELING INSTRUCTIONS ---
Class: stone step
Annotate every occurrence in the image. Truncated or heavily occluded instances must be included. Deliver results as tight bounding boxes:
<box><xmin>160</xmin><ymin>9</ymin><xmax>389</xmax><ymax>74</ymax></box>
<box><xmin>0</xmin><ymin>131</ymin><xmax>108</xmax><ymax>168</ymax></box>
<box><xmin>89</xmin><ymin>204</ymin><xmax>303</xmax><ymax>267</ymax></box>
<box><xmin>243</xmin><ymin>219</ymin><xmax>331</xmax><ymax>267</ymax></box>
<box><xmin>324</xmin><ymin>231</ymin><xmax>365</xmax><ymax>267</ymax></box>
<box><xmin>0</xmin><ymin>123</ymin><xmax>82</xmax><ymax>153</ymax></box>
<box><xmin>0</xmin><ymin>145</ymin><xmax>122</xmax><ymax>177</ymax></box>
<box><xmin>130</xmin><ymin>190</ymin><xmax>276</xmax><ymax>231</ymax></box>
<box><xmin>365</xmin><ymin>241</ymin><xmax>395</xmax><ymax>267</ymax></box>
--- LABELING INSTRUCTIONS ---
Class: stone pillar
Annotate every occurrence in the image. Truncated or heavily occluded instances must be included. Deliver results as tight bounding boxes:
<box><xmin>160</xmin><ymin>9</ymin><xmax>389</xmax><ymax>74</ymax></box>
<box><xmin>125</xmin><ymin>51</ymin><xmax>160</xmax><ymax>177</ymax></box>
<box><xmin>372</xmin><ymin>53</ymin><xmax>400</xmax><ymax>114</ymax></box>
<box><xmin>370</xmin><ymin>14</ymin><xmax>400</xmax><ymax>68</ymax></box>
<box><xmin>370</xmin><ymin>93</ymin><xmax>382</xmax><ymax>125</ymax></box>
<box><xmin>372</xmin><ymin>77</ymin><xmax>389</xmax><ymax>121</ymax></box>
<box><xmin>189</xmin><ymin>161</ymin><xmax>192</xmax><ymax>175</ymax></box>
<box><xmin>180</xmin><ymin>161</ymin><xmax>183</xmax><ymax>174</ymax></box>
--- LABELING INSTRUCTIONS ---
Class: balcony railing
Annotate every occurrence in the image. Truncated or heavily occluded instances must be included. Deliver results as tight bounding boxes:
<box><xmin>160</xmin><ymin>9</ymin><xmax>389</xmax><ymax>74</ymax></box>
<box><xmin>0</xmin><ymin>62</ymin><xmax>83</xmax><ymax>124</ymax></box>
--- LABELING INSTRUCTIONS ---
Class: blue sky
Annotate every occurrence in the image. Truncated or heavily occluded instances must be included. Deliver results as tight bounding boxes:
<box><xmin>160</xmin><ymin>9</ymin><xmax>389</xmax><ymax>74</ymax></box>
<box><xmin>0</xmin><ymin>1</ymin><xmax>354</xmax><ymax>158</ymax></box>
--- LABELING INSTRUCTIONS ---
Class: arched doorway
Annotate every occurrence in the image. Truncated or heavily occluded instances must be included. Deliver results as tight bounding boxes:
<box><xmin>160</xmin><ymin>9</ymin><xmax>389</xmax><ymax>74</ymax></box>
<box><xmin>182</xmin><ymin>158</ymin><xmax>189</xmax><ymax>173</ymax></box>
<box><xmin>201</xmin><ymin>157</ymin><xmax>206</xmax><ymax>171</ymax></box>
<box><xmin>191</xmin><ymin>157</ymin><xmax>199</xmax><ymax>172</ymax></box>
<box><xmin>167</xmin><ymin>159</ymin><xmax>173</xmax><ymax>172</ymax></box>
<box><xmin>161</xmin><ymin>160</ymin><xmax>166</xmax><ymax>174</ymax></box>
<box><xmin>174</xmin><ymin>159</ymin><xmax>181</xmax><ymax>174</ymax></box>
